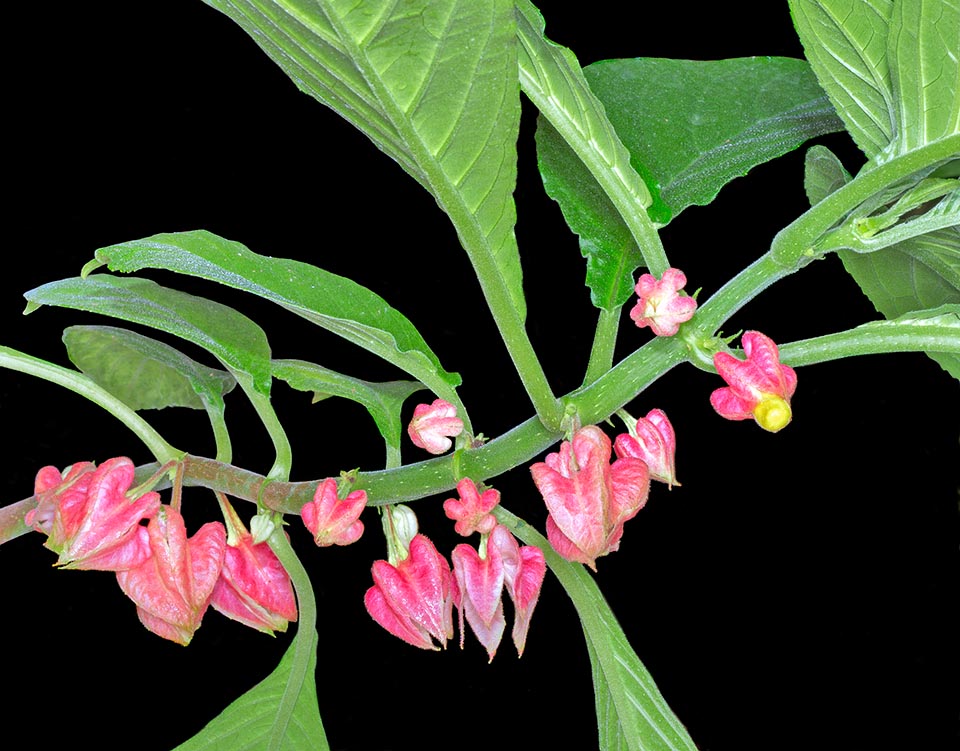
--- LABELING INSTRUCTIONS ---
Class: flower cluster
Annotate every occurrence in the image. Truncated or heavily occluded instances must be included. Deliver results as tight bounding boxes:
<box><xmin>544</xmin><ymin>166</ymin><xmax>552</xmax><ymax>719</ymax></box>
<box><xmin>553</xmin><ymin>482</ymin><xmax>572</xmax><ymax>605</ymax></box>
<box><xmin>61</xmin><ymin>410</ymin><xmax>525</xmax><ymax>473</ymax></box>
<box><xmin>26</xmin><ymin>457</ymin><xmax>302</xmax><ymax>645</ymax></box>
<box><xmin>365</xmin><ymin>477</ymin><xmax>546</xmax><ymax>661</ymax></box>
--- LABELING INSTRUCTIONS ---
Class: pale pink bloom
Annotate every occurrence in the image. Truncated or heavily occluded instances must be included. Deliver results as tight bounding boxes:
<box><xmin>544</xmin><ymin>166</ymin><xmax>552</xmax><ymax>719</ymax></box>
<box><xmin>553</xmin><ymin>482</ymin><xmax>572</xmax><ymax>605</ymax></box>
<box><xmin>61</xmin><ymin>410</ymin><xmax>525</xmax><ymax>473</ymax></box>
<box><xmin>614</xmin><ymin>408</ymin><xmax>679</xmax><ymax>488</ymax></box>
<box><xmin>210</xmin><ymin>500</ymin><xmax>297</xmax><ymax>634</ymax></box>
<box><xmin>26</xmin><ymin>457</ymin><xmax>160</xmax><ymax>571</ymax></box>
<box><xmin>364</xmin><ymin>534</ymin><xmax>454</xmax><ymax>650</ymax></box>
<box><xmin>530</xmin><ymin>425</ymin><xmax>650</xmax><ymax>571</ymax></box>
<box><xmin>443</xmin><ymin>478</ymin><xmax>499</xmax><ymax>537</ymax></box>
<box><xmin>629</xmin><ymin>267</ymin><xmax>697</xmax><ymax>336</ymax></box>
<box><xmin>489</xmin><ymin>525</ymin><xmax>546</xmax><ymax>657</ymax></box>
<box><xmin>301</xmin><ymin>478</ymin><xmax>366</xmax><ymax>546</ymax></box>
<box><xmin>407</xmin><ymin>398</ymin><xmax>463</xmax><ymax>454</ymax></box>
<box><xmin>710</xmin><ymin>331</ymin><xmax>798</xmax><ymax>433</ymax></box>
<box><xmin>451</xmin><ymin>540</ymin><xmax>505</xmax><ymax>661</ymax></box>
<box><xmin>116</xmin><ymin>506</ymin><xmax>226</xmax><ymax>645</ymax></box>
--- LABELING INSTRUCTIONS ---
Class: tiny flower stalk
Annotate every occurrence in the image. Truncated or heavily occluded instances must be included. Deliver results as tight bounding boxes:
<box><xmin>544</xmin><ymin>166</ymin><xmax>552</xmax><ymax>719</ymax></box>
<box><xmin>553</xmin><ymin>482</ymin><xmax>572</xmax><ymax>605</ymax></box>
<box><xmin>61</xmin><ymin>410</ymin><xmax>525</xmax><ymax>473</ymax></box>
<box><xmin>710</xmin><ymin>331</ymin><xmax>798</xmax><ymax>432</ymax></box>
<box><xmin>211</xmin><ymin>495</ymin><xmax>297</xmax><ymax>635</ymax></box>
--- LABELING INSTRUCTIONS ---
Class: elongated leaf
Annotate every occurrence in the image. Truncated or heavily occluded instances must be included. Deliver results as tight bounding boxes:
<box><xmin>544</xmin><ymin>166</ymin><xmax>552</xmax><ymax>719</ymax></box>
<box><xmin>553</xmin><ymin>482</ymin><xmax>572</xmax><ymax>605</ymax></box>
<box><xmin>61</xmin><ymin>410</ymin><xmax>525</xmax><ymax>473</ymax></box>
<box><xmin>173</xmin><ymin>631</ymin><xmax>327</xmax><ymax>750</ymax></box>
<box><xmin>516</xmin><ymin>0</ymin><xmax>662</xmax><ymax>307</ymax></box>
<box><xmin>63</xmin><ymin>325</ymin><xmax>236</xmax><ymax>412</ymax></box>
<box><xmin>789</xmin><ymin>0</ymin><xmax>896</xmax><ymax>157</ymax></box>
<box><xmin>272</xmin><ymin>358</ymin><xmax>423</xmax><ymax>455</ymax></box>
<box><xmin>887</xmin><ymin>0</ymin><xmax>960</xmax><ymax>157</ymax></box>
<box><xmin>503</xmin><ymin>509</ymin><xmax>697</xmax><ymax>751</ymax></box>
<box><xmin>24</xmin><ymin>275</ymin><xmax>273</xmax><ymax>394</ymax></box>
<box><xmin>201</xmin><ymin>0</ymin><xmax>526</xmax><ymax>319</ymax></box>
<box><xmin>580</xmin><ymin>57</ymin><xmax>845</xmax><ymax>225</ymax></box>
<box><xmin>93</xmin><ymin>230</ymin><xmax>461</xmax><ymax>399</ymax></box>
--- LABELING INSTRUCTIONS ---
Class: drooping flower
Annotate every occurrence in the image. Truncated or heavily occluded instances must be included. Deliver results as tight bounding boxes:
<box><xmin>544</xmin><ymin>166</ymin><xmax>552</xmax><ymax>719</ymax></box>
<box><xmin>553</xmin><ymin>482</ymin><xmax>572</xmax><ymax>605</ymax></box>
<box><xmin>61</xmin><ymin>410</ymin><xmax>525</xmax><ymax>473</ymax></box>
<box><xmin>629</xmin><ymin>267</ymin><xmax>697</xmax><ymax>336</ymax></box>
<box><xmin>443</xmin><ymin>478</ymin><xmax>499</xmax><ymax>537</ymax></box>
<box><xmin>451</xmin><ymin>540</ymin><xmax>505</xmax><ymax>661</ymax></box>
<box><xmin>210</xmin><ymin>500</ymin><xmax>297</xmax><ymax>635</ymax></box>
<box><xmin>116</xmin><ymin>505</ymin><xmax>226</xmax><ymax>645</ymax></box>
<box><xmin>489</xmin><ymin>525</ymin><xmax>546</xmax><ymax>657</ymax></box>
<box><xmin>364</xmin><ymin>534</ymin><xmax>454</xmax><ymax>650</ymax></box>
<box><xmin>301</xmin><ymin>478</ymin><xmax>366</xmax><ymax>547</ymax></box>
<box><xmin>614</xmin><ymin>408</ymin><xmax>679</xmax><ymax>488</ymax></box>
<box><xmin>407</xmin><ymin>398</ymin><xmax>464</xmax><ymax>454</ymax></box>
<box><xmin>710</xmin><ymin>330</ymin><xmax>798</xmax><ymax>432</ymax></box>
<box><xmin>530</xmin><ymin>425</ymin><xmax>650</xmax><ymax>571</ymax></box>
<box><xmin>26</xmin><ymin>457</ymin><xmax>160</xmax><ymax>571</ymax></box>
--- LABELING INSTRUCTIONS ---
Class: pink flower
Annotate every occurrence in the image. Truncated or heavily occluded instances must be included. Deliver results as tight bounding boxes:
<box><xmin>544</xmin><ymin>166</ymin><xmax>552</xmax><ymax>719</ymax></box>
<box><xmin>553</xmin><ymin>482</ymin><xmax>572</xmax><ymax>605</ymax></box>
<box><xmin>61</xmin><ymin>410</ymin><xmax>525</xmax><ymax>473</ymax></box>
<box><xmin>614</xmin><ymin>409</ymin><xmax>679</xmax><ymax>487</ymax></box>
<box><xmin>210</xmin><ymin>500</ymin><xmax>297</xmax><ymax>634</ymax></box>
<box><xmin>629</xmin><ymin>267</ymin><xmax>697</xmax><ymax>336</ymax></box>
<box><xmin>530</xmin><ymin>425</ymin><xmax>650</xmax><ymax>571</ymax></box>
<box><xmin>443</xmin><ymin>478</ymin><xmax>499</xmax><ymax>537</ymax></box>
<box><xmin>451</xmin><ymin>540</ymin><xmax>505</xmax><ymax>661</ymax></box>
<box><xmin>301</xmin><ymin>478</ymin><xmax>366</xmax><ymax>546</ymax></box>
<box><xmin>710</xmin><ymin>331</ymin><xmax>798</xmax><ymax>432</ymax></box>
<box><xmin>26</xmin><ymin>457</ymin><xmax>160</xmax><ymax>571</ymax></box>
<box><xmin>489</xmin><ymin>525</ymin><xmax>545</xmax><ymax>657</ymax></box>
<box><xmin>364</xmin><ymin>534</ymin><xmax>454</xmax><ymax>650</ymax></box>
<box><xmin>407</xmin><ymin>398</ymin><xmax>463</xmax><ymax>454</ymax></box>
<box><xmin>116</xmin><ymin>506</ymin><xmax>226</xmax><ymax>645</ymax></box>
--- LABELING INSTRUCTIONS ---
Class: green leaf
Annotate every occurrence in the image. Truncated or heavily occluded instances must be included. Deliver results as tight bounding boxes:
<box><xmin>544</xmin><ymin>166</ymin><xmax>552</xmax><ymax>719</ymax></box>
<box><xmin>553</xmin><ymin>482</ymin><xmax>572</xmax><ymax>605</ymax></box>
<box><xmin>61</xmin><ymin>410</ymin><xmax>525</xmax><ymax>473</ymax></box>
<box><xmin>173</xmin><ymin>631</ymin><xmax>328</xmax><ymax>751</ymax></box>
<box><xmin>502</xmin><ymin>508</ymin><xmax>697</xmax><ymax>751</ymax></box>
<box><xmin>62</xmin><ymin>325</ymin><xmax>236</xmax><ymax>412</ymax></box>
<box><xmin>789</xmin><ymin>0</ymin><xmax>896</xmax><ymax>157</ymax></box>
<box><xmin>516</xmin><ymin>0</ymin><xmax>667</xmax><ymax>302</ymax></box>
<box><xmin>887</xmin><ymin>0</ymin><xmax>960</xmax><ymax>158</ymax></box>
<box><xmin>200</xmin><ymin>0</ymin><xmax>526</xmax><ymax>319</ymax></box>
<box><xmin>93</xmin><ymin>230</ymin><xmax>461</xmax><ymax>399</ymax></box>
<box><xmin>579</xmin><ymin>56</ymin><xmax>845</xmax><ymax>225</ymax></box>
<box><xmin>24</xmin><ymin>275</ymin><xmax>274</xmax><ymax>395</ymax></box>
<box><xmin>536</xmin><ymin>117</ymin><xmax>643</xmax><ymax>309</ymax></box>
<box><xmin>839</xmin><ymin>228</ymin><xmax>960</xmax><ymax>378</ymax></box>
<box><xmin>804</xmin><ymin>144</ymin><xmax>852</xmax><ymax>205</ymax></box>
<box><xmin>272</xmin><ymin>358</ymin><xmax>423</xmax><ymax>456</ymax></box>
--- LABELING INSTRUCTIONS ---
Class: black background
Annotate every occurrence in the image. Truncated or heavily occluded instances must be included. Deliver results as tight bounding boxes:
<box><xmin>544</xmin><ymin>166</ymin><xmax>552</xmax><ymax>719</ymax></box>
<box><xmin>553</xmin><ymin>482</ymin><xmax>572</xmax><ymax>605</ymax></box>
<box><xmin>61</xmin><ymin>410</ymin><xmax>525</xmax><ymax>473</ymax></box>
<box><xmin>4</xmin><ymin>3</ymin><xmax>958</xmax><ymax>750</ymax></box>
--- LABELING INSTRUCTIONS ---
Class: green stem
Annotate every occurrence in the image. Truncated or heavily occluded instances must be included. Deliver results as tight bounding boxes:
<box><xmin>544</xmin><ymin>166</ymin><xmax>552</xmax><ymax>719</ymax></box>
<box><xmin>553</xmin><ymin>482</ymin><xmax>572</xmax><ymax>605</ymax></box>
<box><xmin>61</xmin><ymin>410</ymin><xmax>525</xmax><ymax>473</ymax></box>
<box><xmin>779</xmin><ymin>319</ymin><xmax>960</xmax><ymax>366</ymax></box>
<box><xmin>582</xmin><ymin>307</ymin><xmax>621</xmax><ymax>386</ymax></box>
<box><xmin>696</xmin><ymin>136</ymin><xmax>960</xmax><ymax>337</ymax></box>
<box><xmin>0</xmin><ymin>345</ymin><xmax>179</xmax><ymax>463</ymax></box>
<box><xmin>232</xmin><ymin>369</ymin><xmax>293</xmax><ymax>482</ymax></box>
<box><xmin>266</xmin><ymin>528</ymin><xmax>328</xmax><ymax>751</ymax></box>
<box><xmin>770</xmin><ymin>136</ymin><xmax>960</xmax><ymax>263</ymax></box>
